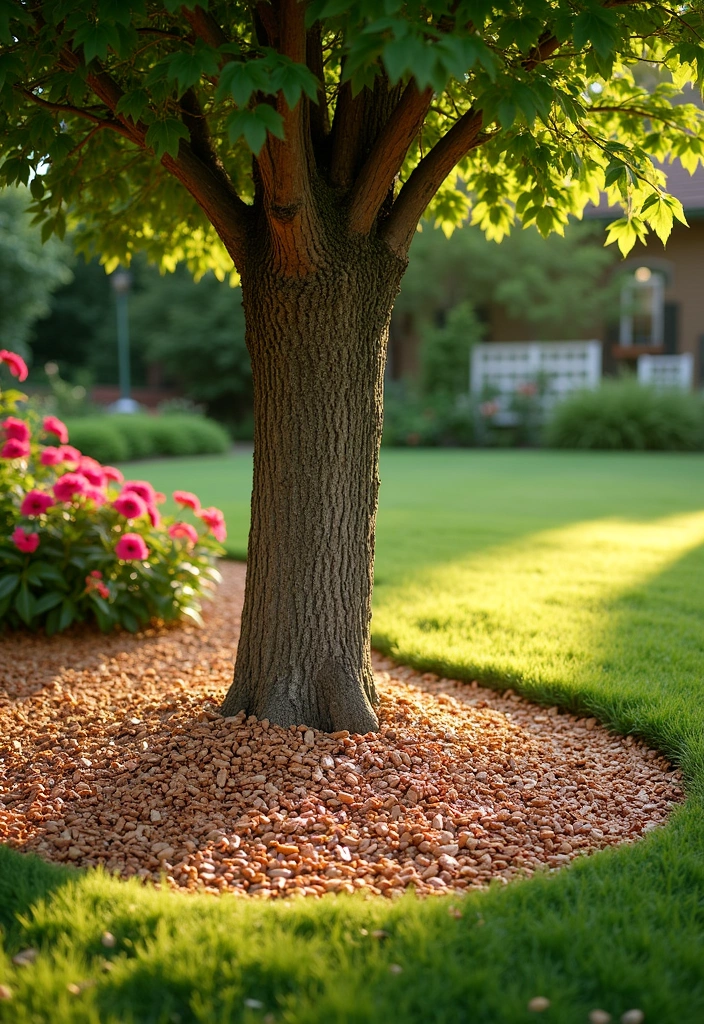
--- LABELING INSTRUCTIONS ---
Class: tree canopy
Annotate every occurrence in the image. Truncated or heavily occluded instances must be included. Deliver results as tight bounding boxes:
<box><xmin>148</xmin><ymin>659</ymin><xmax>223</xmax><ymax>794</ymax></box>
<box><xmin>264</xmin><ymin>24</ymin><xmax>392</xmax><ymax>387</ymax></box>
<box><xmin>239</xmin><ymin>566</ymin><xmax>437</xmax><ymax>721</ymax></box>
<box><xmin>2</xmin><ymin>0</ymin><xmax>704</xmax><ymax>279</ymax></box>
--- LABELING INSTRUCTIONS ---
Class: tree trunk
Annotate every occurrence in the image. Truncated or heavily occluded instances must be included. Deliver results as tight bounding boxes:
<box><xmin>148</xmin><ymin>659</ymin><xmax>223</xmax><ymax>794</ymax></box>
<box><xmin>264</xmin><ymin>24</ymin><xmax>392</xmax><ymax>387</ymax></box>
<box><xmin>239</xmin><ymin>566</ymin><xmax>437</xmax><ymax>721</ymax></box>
<box><xmin>220</xmin><ymin>228</ymin><xmax>405</xmax><ymax>733</ymax></box>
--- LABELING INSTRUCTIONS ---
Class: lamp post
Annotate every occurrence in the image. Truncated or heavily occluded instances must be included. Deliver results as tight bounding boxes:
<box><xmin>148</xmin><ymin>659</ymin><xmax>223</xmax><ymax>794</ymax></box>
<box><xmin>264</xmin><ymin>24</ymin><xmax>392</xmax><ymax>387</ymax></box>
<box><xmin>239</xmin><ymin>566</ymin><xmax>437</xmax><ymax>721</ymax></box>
<box><xmin>109</xmin><ymin>269</ymin><xmax>140</xmax><ymax>413</ymax></box>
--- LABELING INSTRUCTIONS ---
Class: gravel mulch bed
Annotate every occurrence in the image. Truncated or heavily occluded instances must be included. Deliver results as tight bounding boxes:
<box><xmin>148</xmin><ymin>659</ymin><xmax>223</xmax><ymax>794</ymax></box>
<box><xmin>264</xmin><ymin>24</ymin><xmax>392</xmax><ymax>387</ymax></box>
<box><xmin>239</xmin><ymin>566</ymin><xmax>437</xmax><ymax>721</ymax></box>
<box><xmin>0</xmin><ymin>562</ymin><xmax>683</xmax><ymax>899</ymax></box>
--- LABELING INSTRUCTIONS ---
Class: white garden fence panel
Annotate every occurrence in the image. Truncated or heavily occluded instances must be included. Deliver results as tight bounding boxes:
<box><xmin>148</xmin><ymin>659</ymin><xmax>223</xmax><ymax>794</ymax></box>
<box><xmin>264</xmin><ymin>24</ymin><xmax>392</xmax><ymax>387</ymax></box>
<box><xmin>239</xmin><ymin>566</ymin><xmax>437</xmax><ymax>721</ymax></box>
<box><xmin>637</xmin><ymin>353</ymin><xmax>694</xmax><ymax>390</ymax></box>
<box><xmin>470</xmin><ymin>341</ymin><xmax>602</xmax><ymax>423</ymax></box>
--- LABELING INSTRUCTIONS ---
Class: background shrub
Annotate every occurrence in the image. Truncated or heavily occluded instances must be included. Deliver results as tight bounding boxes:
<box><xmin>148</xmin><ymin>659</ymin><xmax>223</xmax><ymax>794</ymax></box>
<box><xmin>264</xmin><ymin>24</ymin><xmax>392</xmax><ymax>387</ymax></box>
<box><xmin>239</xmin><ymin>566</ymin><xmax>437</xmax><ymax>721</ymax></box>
<box><xmin>66</xmin><ymin>414</ymin><xmax>231</xmax><ymax>462</ymax></box>
<box><xmin>545</xmin><ymin>380</ymin><xmax>704</xmax><ymax>451</ymax></box>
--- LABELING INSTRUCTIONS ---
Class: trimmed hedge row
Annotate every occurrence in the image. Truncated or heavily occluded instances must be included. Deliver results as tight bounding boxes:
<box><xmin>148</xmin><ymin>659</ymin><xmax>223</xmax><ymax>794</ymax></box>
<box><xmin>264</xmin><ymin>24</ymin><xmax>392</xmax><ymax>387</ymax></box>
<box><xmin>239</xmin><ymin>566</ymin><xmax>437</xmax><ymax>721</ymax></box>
<box><xmin>65</xmin><ymin>415</ymin><xmax>231</xmax><ymax>463</ymax></box>
<box><xmin>545</xmin><ymin>380</ymin><xmax>704</xmax><ymax>452</ymax></box>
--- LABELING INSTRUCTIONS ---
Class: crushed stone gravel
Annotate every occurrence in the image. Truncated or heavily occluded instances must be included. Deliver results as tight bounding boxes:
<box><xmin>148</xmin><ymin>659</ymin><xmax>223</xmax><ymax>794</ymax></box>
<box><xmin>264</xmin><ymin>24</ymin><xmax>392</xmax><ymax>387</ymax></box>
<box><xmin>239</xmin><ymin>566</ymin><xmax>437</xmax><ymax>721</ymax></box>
<box><xmin>0</xmin><ymin>562</ymin><xmax>683</xmax><ymax>899</ymax></box>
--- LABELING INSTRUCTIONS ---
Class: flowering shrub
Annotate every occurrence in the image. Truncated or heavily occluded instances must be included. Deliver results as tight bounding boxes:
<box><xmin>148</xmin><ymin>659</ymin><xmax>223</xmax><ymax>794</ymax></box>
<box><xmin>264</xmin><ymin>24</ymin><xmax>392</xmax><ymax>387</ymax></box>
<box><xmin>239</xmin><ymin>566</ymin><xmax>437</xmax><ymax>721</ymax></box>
<box><xmin>0</xmin><ymin>350</ymin><xmax>226</xmax><ymax>634</ymax></box>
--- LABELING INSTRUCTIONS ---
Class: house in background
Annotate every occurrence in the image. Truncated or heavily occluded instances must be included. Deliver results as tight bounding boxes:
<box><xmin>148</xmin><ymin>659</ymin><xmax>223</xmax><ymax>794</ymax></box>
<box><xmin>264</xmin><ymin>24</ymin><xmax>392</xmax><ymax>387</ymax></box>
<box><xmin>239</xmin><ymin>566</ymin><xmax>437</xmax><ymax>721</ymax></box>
<box><xmin>389</xmin><ymin>162</ymin><xmax>704</xmax><ymax>390</ymax></box>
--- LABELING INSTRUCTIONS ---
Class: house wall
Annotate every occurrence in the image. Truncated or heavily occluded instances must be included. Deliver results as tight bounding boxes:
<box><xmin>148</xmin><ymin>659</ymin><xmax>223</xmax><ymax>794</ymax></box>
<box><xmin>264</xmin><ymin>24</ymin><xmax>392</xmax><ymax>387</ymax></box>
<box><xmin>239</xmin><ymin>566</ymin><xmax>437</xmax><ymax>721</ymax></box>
<box><xmin>389</xmin><ymin>219</ymin><xmax>704</xmax><ymax>387</ymax></box>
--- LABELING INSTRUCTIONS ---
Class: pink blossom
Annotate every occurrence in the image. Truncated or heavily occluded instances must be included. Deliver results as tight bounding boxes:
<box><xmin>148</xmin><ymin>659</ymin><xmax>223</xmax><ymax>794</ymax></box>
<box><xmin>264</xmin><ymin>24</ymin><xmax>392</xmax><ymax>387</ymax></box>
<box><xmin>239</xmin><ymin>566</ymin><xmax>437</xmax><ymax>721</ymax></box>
<box><xmin>78</xmin><ymin>456</ymin><xmax>106</xmax><ymax>487</ymax></box>
<box><xmin>20</xmin><ymin>490</ymin><xmax>54</xmax><ymax>516</ymax></box>
<box><xmin>85</xmin><ymin>572</ymin><xmax>110</xmax><ymax>599</ymax></box>
<box><xmin>103</xmin><ymin>466</ymin><xmax>124</xmax><ymax>483</ymax></box>
<box><xmin>42</xmin><ymin>415</ymin><xmax>69</xmax><ymax>443</ymax></box>
<box><xmin>40</xmin><ymin>446</ymin><xmax>64</xmax><ymax>466</ymax></box>
<box><xmin>84</xmin><ymin>485</ymin><xmax>107</xmax><ymax>506</ymax></box>
<box><xmin>53</xmin><ymin>472</ymin><xmax>90</xmax><ymax>502</ymax></box>
<box><xmin>480</xmin><ymin>401</ymin><xmax>499</xmax><ymax>418</ymax></box>
<box><xmin>1</xmin><ymin>438</ymin><xmax>30</xmax><ymax>459</ymax></box>
<box><xmin>2</xmin><ymin>416</ymin><xmax>30</xmax><ymax>443</ymax></box>
<box><xmin>12</xmin><ymin>527</ymin><xmax>39</xmax><ymax>553</ymax></box>
<box><xmin>0</xmin><ymin>350</ymin><xmax>28</xmax><ymax>382</ymax></box>
<box><xmin>113</xmin><ymin>492</ymin><xmax>149</xmax><ymax>520</ymax></box>
<box><xmin>115</xmin><ymin>533</ymin><xmax>149</xmax><ymax>561</ymax></box>
<box><xmin>154</xmin><ymin>491</ymin><xmax>166</xmax><ymax>505</ymax></box>
<box><xmin>122</xmin><ymin>480</ymin><xmax>155</xmax><ymax>504</ymax></box>
<box><xmin>169</xmin><ymin>522</ymin><xmax>199</xmax><ymax>546</ymax></box>
<box><xmin>517</xmin><ymin>381</ymin><xmax>538</xmax><ymax>397</ymax></box>
<box><xmin>173</xmin><ymin>490</ymin><xmax>201</xmax><ymax>513</ymax></box>
<box><xmin>146</xmin><ymin>504</ymin><xmax>161</xmax><ymax>528</ymax></box>
<box><xmin>198</xmin><ymin>505</ymin><xmax>227</xmax><ymax>543</ymax></box>
<box><xmin>58</xmin><ymin>444</ymin><xmax>81</xmax><ymax>465</ymax></box>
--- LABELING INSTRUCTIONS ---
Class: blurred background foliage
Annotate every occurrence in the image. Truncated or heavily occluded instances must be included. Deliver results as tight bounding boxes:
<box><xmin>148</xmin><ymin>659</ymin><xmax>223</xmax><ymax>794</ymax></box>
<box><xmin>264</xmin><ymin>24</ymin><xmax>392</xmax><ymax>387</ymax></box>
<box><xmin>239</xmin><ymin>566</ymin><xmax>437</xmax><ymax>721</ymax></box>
<box><xmin>3</xmin><ymin>184</ymin><xmax>700</xmax><ymax>452</ymax></box>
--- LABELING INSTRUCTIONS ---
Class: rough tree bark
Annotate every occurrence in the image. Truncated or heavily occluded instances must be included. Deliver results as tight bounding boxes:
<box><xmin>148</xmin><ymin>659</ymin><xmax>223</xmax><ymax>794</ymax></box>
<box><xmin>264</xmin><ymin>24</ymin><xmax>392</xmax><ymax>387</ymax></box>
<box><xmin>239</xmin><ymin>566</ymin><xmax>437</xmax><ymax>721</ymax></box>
<box><xmin>220</xmin><ymin>213</ymin><xmax>406</xmax><ymax>732</ymax></box>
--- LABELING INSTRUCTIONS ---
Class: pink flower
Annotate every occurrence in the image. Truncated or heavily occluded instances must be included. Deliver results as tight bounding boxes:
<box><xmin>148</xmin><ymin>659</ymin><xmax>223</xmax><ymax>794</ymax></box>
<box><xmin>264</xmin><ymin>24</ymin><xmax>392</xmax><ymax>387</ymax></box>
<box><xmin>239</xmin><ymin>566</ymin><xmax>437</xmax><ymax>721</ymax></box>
<box><xmin>1</xmin><ymin>438</ymin><xmax>30</xmax><ymax>459</ymax></box>
<box><xmin>84</xmin><ymin>485</ymin><xmax>107</xmax><ymax>506</ymax></box>
<box><xmin>0</xmin><ymin>350</ymin><xmax>28</xmax><ymax>382</ymax></box>
<box><xmin>173</xmin><ymin>490</ymin><xmax>201</xmax><ymax>513</ymax></box>
<box><xmin>40</xmin><ymin>446</ymin><xmax>64</xmax><ymax>466</ymax></box>
<box><xmin>78</xmin><ymin>456</ymin><xmax>106</xmax><ymax>487</ymax></box>
<box><xmin>20</xmin><ymin>490</ymin><xmax>54</xmax><ymax>516</ymax></box>
<box><xmin>517</xmin><ymin>381</ymin><xmax>538</xmax><ymax>397</ymax></box>
<box><xmin>58</xmin><ymin>444</ymin><xmax>81</xmax><ymax>465</ymax></box>
<box><xmin>146</xmin><ymin>504</ymin><xmax>160</xmax><ymax>528</ymax></box>
<box><xmin>53</xmin><ymin>472</ymin><xmax>90</xmax><ymax>502</ymax></box>
<box><xmin>12</xmin><ymin>527</ymin><xmax>39</xmax><ymax>553</ymax></box>
<box><xmin>103</xmin><ymin>466</ymin><xmax>124</xmax><ymax>483</ymax></box>
<box><xmin>480</xmin><ymin>401</ymin><xmax>499</xmax><ymax>418</ymax></box>
<box><xmin>198</xmin><ymin>505</ymin><xmax>226</xmax><ymax>543</ymax></box>
<box><xmin>115</xmin><ymin>533</ymin><xmax>149</xmax><ymax>561</ymax></box>
<box><xmin>2</xmin><ymin>416</ymin><xmax>30</xmax><ymax>442</ymax></box>
<box><xmin>122</xmin><ymin>480</ymin><xmax>155</xmax><ymax>504</ymax></box>
<box><xmin>169</xmin><ymin>522</ymin><xmax>199</xmax><ymax>546</ymax></box>
<box><xmin>42</xmin><ymin>415</ymin><xmax>69</xmax><ymax>444</ymax></box>
<box><xmin>154</xmin><ymin>491</ymin><xmax>166</xmax><ymax>505</ymax></box>
<box><xmin>113</xmin><ymin>492</ymin><xmax>148</xmax><ymax>520</ymax></box>
<box><xmin>85</xmin><ymin>572</ymin><xmax>110</xmax><ymax>600</ymax></box>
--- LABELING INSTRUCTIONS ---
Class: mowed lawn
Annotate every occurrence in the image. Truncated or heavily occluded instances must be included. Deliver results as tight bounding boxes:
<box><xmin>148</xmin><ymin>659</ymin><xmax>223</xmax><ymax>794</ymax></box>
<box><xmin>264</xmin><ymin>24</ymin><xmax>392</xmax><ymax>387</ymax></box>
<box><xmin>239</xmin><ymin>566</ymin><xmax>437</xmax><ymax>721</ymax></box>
<box><xmin>2</xmin><ymin>449</ymin><xmax>704</xmax><ymax>1024</ymax></box>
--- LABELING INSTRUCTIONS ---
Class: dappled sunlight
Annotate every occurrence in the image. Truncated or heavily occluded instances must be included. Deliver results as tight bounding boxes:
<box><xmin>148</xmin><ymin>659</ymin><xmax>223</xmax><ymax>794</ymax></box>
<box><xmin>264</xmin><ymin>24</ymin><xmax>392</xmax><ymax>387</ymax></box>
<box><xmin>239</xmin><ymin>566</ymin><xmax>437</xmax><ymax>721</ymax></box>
<box><xmin>373</xmin><ymin>512</ymin><xmax>704</xmax><ymax>695</ymax></box>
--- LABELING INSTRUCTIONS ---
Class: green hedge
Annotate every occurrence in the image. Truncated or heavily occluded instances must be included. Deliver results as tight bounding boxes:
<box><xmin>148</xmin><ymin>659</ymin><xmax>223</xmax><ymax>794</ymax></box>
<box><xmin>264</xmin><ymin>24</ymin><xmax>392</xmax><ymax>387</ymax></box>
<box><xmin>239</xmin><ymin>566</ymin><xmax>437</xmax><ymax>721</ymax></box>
<box><xmin>545</xmin><ymin>380</ymin><xmax>704</xmax><ymax>451</ymax></box>
<box><xmin>65</xmin><ymin>414</ymin><xmax>231</xmax><ymax>463</ymax></box>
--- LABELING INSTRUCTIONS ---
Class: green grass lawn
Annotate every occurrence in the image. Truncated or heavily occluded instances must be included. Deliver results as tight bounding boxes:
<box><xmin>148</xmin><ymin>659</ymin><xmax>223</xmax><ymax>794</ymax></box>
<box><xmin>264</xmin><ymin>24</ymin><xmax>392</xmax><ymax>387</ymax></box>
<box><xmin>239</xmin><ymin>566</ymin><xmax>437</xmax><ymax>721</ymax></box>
<box><xmin>2</xmin><ymin>449</ymin><xmax>704</xmax><ymax>1023</ymax></box>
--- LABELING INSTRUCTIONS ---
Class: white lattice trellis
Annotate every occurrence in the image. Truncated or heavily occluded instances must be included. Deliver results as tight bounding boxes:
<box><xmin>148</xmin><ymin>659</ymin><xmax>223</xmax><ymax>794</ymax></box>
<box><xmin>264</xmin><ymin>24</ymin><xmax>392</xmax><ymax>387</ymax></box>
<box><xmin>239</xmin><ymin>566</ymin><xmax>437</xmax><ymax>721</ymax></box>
<box><xmin>637</xmin><ymin>354</ymin><xmax>694</xmax><ymax>390</ymax></box>
<box><xmin>470</xmin><ymin>341</ymin><xmax>602</xmax><ymax>423</ymax></box>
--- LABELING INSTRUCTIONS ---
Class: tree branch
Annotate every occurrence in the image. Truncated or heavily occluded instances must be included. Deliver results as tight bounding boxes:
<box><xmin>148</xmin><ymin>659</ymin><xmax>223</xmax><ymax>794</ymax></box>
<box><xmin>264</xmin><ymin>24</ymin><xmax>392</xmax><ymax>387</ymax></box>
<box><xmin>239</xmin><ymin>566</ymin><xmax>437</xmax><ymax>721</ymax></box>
<box><xmin>179</xmin><ymin>4</ymin><xmax>229</xmax><ymax>50</ymax></box>
<box><xmin>20</xmin><ymin>89</ymin><xmax>123</xmax><ymax>132</ymax></box>
<box><xmin>56</xmin><ymin>45</ymin><xmax>251</xmax><ymax>270</ymax></box>
<box><xmin>255</xmin><ymin>0</ymin><xmax>320</xmax><ymax>274</ymax></box>
<box><xmin>347</xmin><ymin>82</ymin><xmax>432</xmax><ymax>235</ymax></box>
<box><xmin>380</xmin><ymin>109</ymin><xmax>486</xmax><ymax>257</ymax></box>
<box><xmin>306</xmin><ymin>22</ymin><xmax>329</xmax><ymax>154</ymax></box>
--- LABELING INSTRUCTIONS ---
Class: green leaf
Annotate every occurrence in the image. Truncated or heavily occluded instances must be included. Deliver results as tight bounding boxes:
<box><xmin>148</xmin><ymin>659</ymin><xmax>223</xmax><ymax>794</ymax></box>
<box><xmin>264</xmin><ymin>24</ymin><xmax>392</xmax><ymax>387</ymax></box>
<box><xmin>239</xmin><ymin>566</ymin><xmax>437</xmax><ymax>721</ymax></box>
<box><xmin>73</xmin><ymin>20</ymin><xmax>121</xmax><ymax>64</ymax></box>
<box><xmin>0</xmin><ymin>572</ymin><xmax>20</xmax><ymax>600</ymax></box>
<box><xmin>120</xmin><ymin>608</ymin><xmax>140</xmax><ymax>632</ymax></box>
<box><xmin>162</xmin><ymin>46</ymin><xmax>220</xmax><ymax>95</ymax></box>
<box><xmin>58</xmin><ymin>597</ymin><xmax>77</xmax><ymax>631</ymax></box>
<box><xmin>45</xmin><ymin>604</ymin><xmax>62</xmax><ymax>637</ymax></box>
<box><xmin>34</xmin><ymin>591</ymin><xmax>64</xmax><ymax>615</ymax></box>
<box><xmin>573</xmin><ymin>8</ymin><xmax>618</xmax><ymax>61</ymax></box>
<box><xmin>227</xmin><ymin>105</ymin><xmax>284</xmax><ymax>154</ymax></box>
<box><xmin>270</xmin><ymin>59</ymin><xmax>320</xmax><ymax>109</ymax></box>
<box><xmin>115</xmin><ymin>89</ymin><xmax>150</xmax><ymax>123</ymax></box>
<box><xmin>145</xmin><ymin>119</ymin><xmax>190</xmax><ymax>160</ymax></box>
<box><xmin>216</xmin><ymin>59</ymin><xmax>272</xmax><ymax>106</ymax></box>
<box><xmin>25</xmin><ymin>560</ymin><xmax>63</xmax><ymax>585</ymax></box>
<box><xmin>15</xmin><ymin>583</ymin><xmax>36</xmax><ymax>625</ymax></box>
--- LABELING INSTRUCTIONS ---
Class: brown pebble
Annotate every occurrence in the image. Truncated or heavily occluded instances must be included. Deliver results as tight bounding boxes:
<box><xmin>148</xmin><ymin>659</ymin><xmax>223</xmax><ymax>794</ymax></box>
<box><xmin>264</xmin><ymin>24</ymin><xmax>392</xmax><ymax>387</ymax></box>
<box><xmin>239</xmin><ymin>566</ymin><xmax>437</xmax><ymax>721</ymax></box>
<box><xmin>101</xmin><ymin>931</ymin><xmax>116</xmax><ymax>948</ymax></box>
<box><xmin>0</xmin><ymin>562</ymin><xmax>682</xmax><ymax>905</ymax></box>
<box><xmin>66</xmin><ymin>983</ymin><xmax>81</xmax><ymax>996</ymax></box>
<box><xmin>589</xmin><ymin>1012</ymin><xmax>612</xmax><ymax>1024</ymax></box>
<box><xmin>0</xmin><ymin>985</ymin><xmax>12</xmax><ymax>1001</ymax></box>
<box><xmin>388</xmin><ymin>964</ymin><xmax>403</xmax><ymax>974</ymax></box>
<box><xmin>528</xmin><ymin>996</ymin><xmax>551</xmax><ymax>1012</ymax></box>
<box><xmin>621</xmin><ymin>1012</ymin><xmax>644</xmax><ymax>1024</ymax></box>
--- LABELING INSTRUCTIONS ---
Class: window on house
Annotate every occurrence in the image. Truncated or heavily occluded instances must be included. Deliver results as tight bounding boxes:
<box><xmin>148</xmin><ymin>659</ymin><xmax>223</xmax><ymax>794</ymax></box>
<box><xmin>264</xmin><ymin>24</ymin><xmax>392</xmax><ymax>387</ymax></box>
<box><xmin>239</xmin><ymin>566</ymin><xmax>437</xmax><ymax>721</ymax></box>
<box><xmin>619</xmin><ymin>266</ymin><xmax>664</xmax><ymax>346</ymax></box>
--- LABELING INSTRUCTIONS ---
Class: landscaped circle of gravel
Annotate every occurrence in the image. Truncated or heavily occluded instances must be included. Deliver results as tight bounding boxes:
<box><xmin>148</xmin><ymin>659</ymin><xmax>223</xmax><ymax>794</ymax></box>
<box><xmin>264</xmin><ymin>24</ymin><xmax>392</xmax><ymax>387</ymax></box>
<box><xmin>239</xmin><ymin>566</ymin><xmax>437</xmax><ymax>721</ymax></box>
<box><xmin>0</xmin><ymin>562</ymin><xmax>683</xmax><ymax>899</ymax></box>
